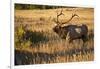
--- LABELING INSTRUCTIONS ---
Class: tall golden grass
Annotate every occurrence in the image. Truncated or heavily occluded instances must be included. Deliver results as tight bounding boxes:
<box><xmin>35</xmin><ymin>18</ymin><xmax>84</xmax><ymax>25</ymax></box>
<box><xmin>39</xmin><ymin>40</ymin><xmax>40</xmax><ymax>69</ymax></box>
<box><xmin>14</xmin><ymin>8</ymin><xmax>94</xmax><ymax>65</ymax></box>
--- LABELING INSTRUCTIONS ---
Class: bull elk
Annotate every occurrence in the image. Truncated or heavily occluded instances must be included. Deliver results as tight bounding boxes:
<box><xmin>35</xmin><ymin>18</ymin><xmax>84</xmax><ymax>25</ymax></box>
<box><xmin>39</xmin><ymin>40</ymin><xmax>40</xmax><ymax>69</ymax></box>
<box><xmin>53</xmin><ymin>9</ymin><xmax>88</xmax><ymax>43</ymax></box>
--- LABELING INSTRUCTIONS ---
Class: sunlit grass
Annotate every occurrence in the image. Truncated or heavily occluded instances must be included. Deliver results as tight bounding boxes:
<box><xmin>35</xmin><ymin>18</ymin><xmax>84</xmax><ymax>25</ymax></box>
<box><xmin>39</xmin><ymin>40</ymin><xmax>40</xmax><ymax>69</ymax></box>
<box><xmin>15</xmin><ymin>8</ymin><xmax>94</xmax><ymax>65</ymax></box>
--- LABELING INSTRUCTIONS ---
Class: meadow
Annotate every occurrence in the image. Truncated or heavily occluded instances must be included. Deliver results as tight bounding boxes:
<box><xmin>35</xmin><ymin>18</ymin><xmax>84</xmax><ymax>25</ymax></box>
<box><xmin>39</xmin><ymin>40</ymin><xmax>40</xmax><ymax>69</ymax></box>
<box><xmin>14</xmin><ymin>8</ymin><xmax>94</xmax><ymax>65</ymax></box>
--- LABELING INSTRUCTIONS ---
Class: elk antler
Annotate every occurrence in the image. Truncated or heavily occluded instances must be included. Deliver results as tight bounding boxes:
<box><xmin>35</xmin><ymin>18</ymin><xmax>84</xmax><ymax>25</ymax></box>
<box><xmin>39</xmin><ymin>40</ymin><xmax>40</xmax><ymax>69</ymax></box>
<box><xmin>61</xmin><ymin>13</ymin><xmax>79</xmax><ymax>25</ymax></box>
<box><xmin>53</xmin><ymin>9</ymin><xmax>64</xmax><ymax>24</ymax></box>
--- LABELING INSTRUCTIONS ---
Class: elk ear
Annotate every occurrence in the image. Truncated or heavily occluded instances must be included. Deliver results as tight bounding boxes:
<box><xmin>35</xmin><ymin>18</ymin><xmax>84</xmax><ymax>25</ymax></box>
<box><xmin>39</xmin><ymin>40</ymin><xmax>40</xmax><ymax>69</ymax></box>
<box><xmin>54</xmin><ymin>23</ymin><xmax>57</xmax><ymax>26</ymax></box>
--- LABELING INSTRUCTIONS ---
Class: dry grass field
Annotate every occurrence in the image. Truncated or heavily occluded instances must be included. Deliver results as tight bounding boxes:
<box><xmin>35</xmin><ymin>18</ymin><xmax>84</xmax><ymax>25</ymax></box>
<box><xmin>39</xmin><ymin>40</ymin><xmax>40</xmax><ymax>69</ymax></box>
<box><xmin>14</xmin><ymin>7</ymin><xmax>94</xmax><ymax>65</ymax></box>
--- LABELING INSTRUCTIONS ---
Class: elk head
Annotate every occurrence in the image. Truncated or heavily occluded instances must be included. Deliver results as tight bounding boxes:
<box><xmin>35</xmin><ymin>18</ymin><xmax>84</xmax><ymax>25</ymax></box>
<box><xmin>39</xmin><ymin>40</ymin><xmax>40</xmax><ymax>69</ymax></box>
<box><xmin>53</xmin><ymin>9</ymin><xmax>79</xmax><ymax>39</ymax></box>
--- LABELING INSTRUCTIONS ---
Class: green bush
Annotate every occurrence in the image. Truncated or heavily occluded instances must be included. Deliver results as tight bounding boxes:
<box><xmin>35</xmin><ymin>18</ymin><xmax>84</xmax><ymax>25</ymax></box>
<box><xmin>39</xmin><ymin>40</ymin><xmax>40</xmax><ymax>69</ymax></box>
<box><xmin>15</xmin><ymin>25</ymin><xmax>32</xmax><ymax>48</ymax></box>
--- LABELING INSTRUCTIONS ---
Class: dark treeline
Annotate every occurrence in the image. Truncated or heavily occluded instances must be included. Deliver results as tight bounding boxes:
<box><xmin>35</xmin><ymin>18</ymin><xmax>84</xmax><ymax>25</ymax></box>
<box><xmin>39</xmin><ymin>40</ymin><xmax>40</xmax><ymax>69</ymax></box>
<box><xmin>15</xmin><ymin>3</ymin><xmax>67</xmax><ymax>10</ymax></box>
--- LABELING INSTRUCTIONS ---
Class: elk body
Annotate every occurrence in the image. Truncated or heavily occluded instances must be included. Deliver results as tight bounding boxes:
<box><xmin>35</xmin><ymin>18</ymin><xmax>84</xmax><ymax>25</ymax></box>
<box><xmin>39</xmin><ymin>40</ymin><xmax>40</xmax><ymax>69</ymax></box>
<box><xmin>53</xmin><ymin>9</ymin><xmax>88</xmax><ymax>43</ymax></box>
